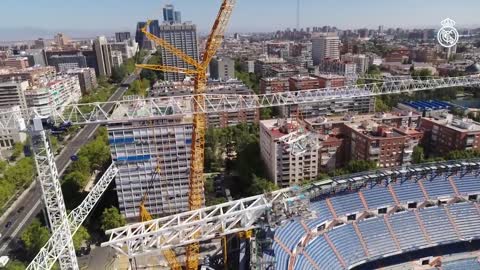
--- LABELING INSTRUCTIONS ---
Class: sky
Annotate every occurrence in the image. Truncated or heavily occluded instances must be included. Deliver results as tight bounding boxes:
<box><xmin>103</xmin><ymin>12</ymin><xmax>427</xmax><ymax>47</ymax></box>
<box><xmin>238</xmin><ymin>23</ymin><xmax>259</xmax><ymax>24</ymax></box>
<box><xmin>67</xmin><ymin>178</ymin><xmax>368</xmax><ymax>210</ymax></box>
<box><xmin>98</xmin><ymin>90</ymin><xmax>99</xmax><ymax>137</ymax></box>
<box><xmin>1</xmin><ymin>0</ymin><xmax>479</xmax><ymax>40</ymax></box>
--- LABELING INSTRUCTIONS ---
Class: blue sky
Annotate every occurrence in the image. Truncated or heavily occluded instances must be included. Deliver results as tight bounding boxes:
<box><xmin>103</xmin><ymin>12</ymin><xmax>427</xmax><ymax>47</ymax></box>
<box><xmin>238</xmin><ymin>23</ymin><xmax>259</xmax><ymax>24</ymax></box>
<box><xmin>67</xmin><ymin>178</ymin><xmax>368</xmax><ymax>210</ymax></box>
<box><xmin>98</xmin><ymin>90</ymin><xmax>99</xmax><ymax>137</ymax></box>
<box><xmin>1</xmin><ymin>0</ymin><xmax>479</xmax><ymax>39</ymax></box>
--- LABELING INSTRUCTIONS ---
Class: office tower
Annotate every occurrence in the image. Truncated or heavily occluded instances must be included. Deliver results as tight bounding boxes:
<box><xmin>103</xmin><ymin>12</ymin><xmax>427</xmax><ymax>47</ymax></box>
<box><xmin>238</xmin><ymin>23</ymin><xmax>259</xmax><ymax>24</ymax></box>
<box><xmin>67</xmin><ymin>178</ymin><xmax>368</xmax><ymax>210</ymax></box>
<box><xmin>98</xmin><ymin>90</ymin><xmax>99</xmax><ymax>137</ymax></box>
<box><xmin>54</xmin><ymin>33</ymin><xmax>70</xmax><ymax>47</ymax></box>
<box><xmin>209</xmin><ymin>57</ymin><xmax>235</xmax><ymax>81</ymax></box>
<box><xmin>158</xmin><ymin>23</ymin><xmax>199</xmax><ymax>82</ymax></box>
<box><xmin>48</xmin><ymin>53</ymin><xmax>87</xmax><ymax>72</ymax></box>
<box><xmin>115</xmin><ymin>32</ymin><xmax>131</xmax><ymax>42</ymax></box>
<box><xmin>33</xmin><ymin>38</ymin><xmax>48</xmax><ymax>49</ymax></box>
<box><xmin>312</xmin><ymin>32</ymin><xmax>340</xmax><ymax>65</ymax></box>
<box><xmin>93</xmin><ymin>36</ymin><xmax>113</xmax><ymax>77</ymax></box>
<box><xmin>23</xmin><ymin>49</ymin><xmax>47</xmax><ymax>67</ymax></box>
<box><xmin>163</xmin><ymin>4</ymin><xmax>181</xmax><ymax>24</ymax></box>
<box><xmin>107</xmin><ymin>116</ymin><xmax>193</xmax><ymax>219</ymax></box>
<box><xmin>135</xmin><ymin>21</ymin><xmax>156</xmax><ymax>50</ymax></box>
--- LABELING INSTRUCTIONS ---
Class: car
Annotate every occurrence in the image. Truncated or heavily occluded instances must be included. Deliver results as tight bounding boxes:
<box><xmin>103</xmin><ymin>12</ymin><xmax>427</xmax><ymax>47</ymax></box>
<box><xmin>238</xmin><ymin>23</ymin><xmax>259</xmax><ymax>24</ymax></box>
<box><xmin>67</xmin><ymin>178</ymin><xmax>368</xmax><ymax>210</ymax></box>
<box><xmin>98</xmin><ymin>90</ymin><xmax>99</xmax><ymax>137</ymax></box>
<box><xmin>5</xmin><ymin>221</ymin><xmax>12</xmax><ymax>228</ymax></box>
<box><xmin>17</xmin><ymin>206</ymin><xmax>25</xmax><ymax>214</ymax></box>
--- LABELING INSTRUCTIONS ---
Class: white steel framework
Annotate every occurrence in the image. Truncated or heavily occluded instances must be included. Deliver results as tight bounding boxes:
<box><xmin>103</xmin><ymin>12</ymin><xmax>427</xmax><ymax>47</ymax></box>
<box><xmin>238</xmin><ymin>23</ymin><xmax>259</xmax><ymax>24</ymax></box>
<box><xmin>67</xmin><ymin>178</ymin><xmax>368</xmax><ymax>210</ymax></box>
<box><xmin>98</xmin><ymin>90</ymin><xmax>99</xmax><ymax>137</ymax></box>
<box><xmin>30</xmin><ymin>120</ymin><xmax>78</xmax><ymax>270</ymax></box>
<box><xmin>101</xmin><ymin>187</ymin><xmax>307</xmax><ymax>257</ymax></box>
<box><xmin>0</xmin><ymin>76</ymin><xmax>479</xmax><ymax>130</ymax></box>
<box><xmin>27</xmin><ymin>163</ymin><xmax>118</xmax><ymax>270</ymax></box>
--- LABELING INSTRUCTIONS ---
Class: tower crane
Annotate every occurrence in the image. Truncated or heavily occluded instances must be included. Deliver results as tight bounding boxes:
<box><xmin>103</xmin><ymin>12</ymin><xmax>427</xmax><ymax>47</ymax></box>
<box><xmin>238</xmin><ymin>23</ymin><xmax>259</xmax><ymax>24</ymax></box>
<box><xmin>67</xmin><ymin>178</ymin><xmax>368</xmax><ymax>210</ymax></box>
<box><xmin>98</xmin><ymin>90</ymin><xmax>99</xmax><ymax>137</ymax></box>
<box><xmin>136</xmin><ymin>1</ymin><xmax>237</xmax><ymax>269</ymax></box>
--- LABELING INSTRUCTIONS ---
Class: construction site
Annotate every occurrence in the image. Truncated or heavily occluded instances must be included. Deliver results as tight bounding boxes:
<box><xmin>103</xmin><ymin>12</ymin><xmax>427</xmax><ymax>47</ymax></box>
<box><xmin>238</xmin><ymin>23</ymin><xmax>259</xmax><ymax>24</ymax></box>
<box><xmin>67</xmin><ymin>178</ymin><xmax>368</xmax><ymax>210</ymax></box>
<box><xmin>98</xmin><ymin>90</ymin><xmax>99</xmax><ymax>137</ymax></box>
<box><xmin>1</xmin><ymin>1</ymin><xmax>480</xmax><ymax>270</ymax></box>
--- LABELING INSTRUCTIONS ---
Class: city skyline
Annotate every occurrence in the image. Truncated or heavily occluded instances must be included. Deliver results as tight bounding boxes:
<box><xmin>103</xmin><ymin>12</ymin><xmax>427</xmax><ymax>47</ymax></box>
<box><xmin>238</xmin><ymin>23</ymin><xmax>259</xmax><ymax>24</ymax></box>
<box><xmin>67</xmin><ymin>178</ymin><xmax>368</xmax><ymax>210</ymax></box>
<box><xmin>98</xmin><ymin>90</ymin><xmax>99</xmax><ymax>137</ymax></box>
<box><xmin>1</xmin><ymin>0</ymin><xmax>480</xmax><ymax>41</ymax></box>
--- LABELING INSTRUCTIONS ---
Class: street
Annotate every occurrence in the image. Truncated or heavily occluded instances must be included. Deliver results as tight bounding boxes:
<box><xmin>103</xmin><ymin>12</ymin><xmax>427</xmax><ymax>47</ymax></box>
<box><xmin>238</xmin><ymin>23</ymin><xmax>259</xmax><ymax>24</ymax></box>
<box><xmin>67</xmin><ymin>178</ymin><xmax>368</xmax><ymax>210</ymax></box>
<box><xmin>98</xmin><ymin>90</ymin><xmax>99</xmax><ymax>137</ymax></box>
<box><xmin>0</xmin><ymin>71</ymin><xmax>141</xmax><ymax>257</ymax></box>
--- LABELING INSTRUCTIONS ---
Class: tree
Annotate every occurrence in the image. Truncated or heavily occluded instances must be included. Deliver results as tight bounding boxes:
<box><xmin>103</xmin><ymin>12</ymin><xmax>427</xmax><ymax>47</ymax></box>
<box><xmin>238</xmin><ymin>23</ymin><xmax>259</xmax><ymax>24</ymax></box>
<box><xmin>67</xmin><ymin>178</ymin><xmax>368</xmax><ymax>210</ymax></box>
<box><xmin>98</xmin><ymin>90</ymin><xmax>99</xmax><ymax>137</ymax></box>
<box><xmin>10</xmin><ymin>142</ymin><xmax>24</xmax><ymax>160</ymax></box>
<box><xmin>344</xmin><ymin>160</ymin><xmax>378</xmax><ymax>174</ymax></box>
<box><xmin>101</xmin><ymin>207</ymin><xmax>126</xmax><ymax>232</ymax></box>
<box><xmin>0</xmin><ymin>159</ymin><xmax>8</xmax><ymax>174</ymax></box>
<box><xmin>5</xmin><ymin>260</ymin><xmax>27</xmax><ymax>270</ymax></box>
<box><xmin>21</xmin><ymin>219</ymin><xmax>50</xmax><ymax>256</ymax></box>
<box><xmin>375</xmin><ymin>98</ymin><xmax>390</xmax><ymax>112</ymax></box>
<box><xmin>247</xmin><ymin>175</ymin><xmax>277</xmax><ymax>195</ymax></box>
<box><xmin>69</xmin><ymin>156</ymin><xmax>91</xmax><ymax>175</ymax></box>
<box><xmin>78</xmin><ymin>137</ymin><xmax>110</xmax><ymax>170</ymax></box>
<box><xmin>4</xmin><ymin>158</ymin><xmax>35</xmax><ymax>188</ymax></box>
<box><xmin>412</xmin><ymin>146</ymin><xmax>425</xmax><ymax>164</ymax></box>
<box><xmin>260</xmin><ymin>108</ymin><xmax>272</xmax><ymax>120</ymax></box>
<box><xmin>49</xmin><ymin>135</ymin><xmax>59</xmax><ymax>153</ymax></box>
<box><xmin>64</xmin><ymin>171</ymin><xmax>90</xmax><ymax>189</ymax></box>
<box><xmin>111</xmin><ymin>66</ymin><xmax>127</xmax><ymax>83</ymax></box>
<box><xmin>72</xmin><ymin>226</ymin><xmax>91</xmax><ymax>251</ymax></box>
<box><xmin>0</xmin><ymin>179</ymin><xmax>15</xmax><ymax>208</ymax></box>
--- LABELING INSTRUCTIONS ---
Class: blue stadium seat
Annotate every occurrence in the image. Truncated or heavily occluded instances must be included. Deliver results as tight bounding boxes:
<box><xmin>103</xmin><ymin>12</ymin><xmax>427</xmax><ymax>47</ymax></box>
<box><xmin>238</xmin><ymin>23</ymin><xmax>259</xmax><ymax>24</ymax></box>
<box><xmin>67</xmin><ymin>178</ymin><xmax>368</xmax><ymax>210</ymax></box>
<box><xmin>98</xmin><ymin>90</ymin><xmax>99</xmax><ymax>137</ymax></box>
<box><xmin>392</xmin><ymin>179</ymin><xmax>425</xmax><ymax>203</ymax></box>
<box><xmin>276</xmin><ymin>220</ymin><xmax>306</xmax><ymax>251</ymax></box>
<box><xmin>389</xmin><ymin>210</ymin><xmax>429</xmax><ymax>250</ymax></box>
<box><xmin>294</xmin><ymin>253</ymin><xmax>316</xmax><ymax>270</ymax></box>
<box><xmin>310</xmin><ymin>200</ymin><xmax>333</xmax><ymax>222</ymax></box>
<box><xmin>362</xmin><ymin>185</ymin><xmax>394</xmax><ymax>209</ymax></box>
<box><xmin>327</xmin><ymin>224</ymin><xmax>366</xmax><ymax>266</ymax></box>
<box><xmin>272</xmin><ymin>241</ymin><xmax>290</xmax><ymax>270</ymax></box>
<box><xmin>453</xmin><ymin>174</ymin><xmax>480</xmax><ymax>195</ymax></box>
<box><xmin>442</xmin><ymin>258</ymin><xmax>480</xmax><ymax>270</ymax></box>
<box><xmin>330</xmin><ymin>193</ymin><xmax>364</xmax><ymax>215</ymax></box>
<box><xmin>305</xmin><ymin>235</ymin><xmax>344</xmax><ymax>270</ymax></box>
<box><xmin>447</xmin><ymin>202</ymin><xmax>480</xmax><ymax>239</ymax></box>
<box><xmin>418</xmin><ymin>206</ymin><xmax>458</xmax><ymax>244</ymax></box>
<box><xmin>357</xmin><ymin>217</ymin><xmax>398</xmax><ymax>258</ymax></box>
<box><xmin>422</xmin><ymin>177</ymin><xmax>454</xmax><ymax>199</ymax></box>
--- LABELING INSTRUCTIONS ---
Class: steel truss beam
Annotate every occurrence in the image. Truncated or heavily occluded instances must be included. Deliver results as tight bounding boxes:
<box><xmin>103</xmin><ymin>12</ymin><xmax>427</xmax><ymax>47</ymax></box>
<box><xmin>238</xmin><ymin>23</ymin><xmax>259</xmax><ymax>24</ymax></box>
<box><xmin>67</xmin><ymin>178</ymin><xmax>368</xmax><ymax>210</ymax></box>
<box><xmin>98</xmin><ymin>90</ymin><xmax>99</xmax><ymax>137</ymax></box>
<box><xmin>101</xmin><ymin>188</ymin><xmax>302</xmax><ymax>257</ymax></box>
<box><xmin>27</xmin><ymin>163</ymin><xmax>118</xmax><ymax>270</ymax></box>
<box><xmin>1</xmin><ymin>75</ymin><xmax>479</xmax><ymax>130</ymax></box>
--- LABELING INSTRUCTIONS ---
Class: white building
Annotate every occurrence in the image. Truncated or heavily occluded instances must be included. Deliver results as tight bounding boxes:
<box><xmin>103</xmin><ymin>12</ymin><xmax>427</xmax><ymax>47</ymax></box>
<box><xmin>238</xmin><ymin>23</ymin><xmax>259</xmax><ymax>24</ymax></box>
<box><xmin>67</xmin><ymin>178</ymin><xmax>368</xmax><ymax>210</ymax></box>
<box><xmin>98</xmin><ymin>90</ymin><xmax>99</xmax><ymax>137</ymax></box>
<box><xmin>209</xmin><ymin>57</ymin><xmax>235</xmax><ymax>81</ymax></box>
<box><xmin>260</xmin><ymin>119</ymin><xmax>319</xmax><ymax>188</ymax></box>
<box><xmin>111</xmin><ymin>51</ymin><xmax>124</xmax><ymax>69</ymax></box>
<box><xmin>0</xmin><ymin>81</ymin><xmax>28</xmax><ymax>112</ymax></box>
<box><xmin>26</xmin><ymin>75</ymin><xmax>81</xmax><ymax>116</ymax></box>
<box><xmin>312</xmin><ymin>33</ymin><xmax>340</xmax><ymax>65</ymax></box>
<box><xmin>94</xmin><ymin>36</ymin><xmax>113</xmax><ymax>77</ymax></box>
<box><xmin>110</xmin><ymin>39</ymin><xmax>139</xmax><ymax>61</ymax></box>
<box><xmin>341</xmin><ymin>53</ymin><xmax>369</xmax><ymax>74</ymax></box>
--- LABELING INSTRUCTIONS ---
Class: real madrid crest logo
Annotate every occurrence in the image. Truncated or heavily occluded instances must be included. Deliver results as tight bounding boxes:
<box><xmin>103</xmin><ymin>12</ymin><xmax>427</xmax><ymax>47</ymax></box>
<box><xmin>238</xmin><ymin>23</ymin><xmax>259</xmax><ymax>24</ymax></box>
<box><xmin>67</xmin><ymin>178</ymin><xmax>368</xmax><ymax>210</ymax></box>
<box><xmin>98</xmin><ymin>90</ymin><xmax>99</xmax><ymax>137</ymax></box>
<box><xmin>437</xmin><ymin>18</ymin><xmax>459</xmax><ymax>48</ymax></box>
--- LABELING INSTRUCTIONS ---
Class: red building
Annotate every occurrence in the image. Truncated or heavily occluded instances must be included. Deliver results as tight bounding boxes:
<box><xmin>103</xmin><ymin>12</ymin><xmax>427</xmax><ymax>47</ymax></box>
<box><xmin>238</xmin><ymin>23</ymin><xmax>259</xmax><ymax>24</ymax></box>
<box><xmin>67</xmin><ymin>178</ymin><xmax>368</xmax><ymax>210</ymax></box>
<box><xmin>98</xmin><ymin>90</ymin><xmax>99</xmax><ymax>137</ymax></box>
<box><xmin>288</xmin><ymin>75</ymin><xmax>320</xmax><ymax>91</ymax></box>
<box><xmin>316</xmin><ymin>74</ymin><xmax>346</xmax><ymax>88</ymax></box>
<box><xmin>260</xmin><ymin>77</ymin><xmax>289</xmax><ymax>94</ymax></box>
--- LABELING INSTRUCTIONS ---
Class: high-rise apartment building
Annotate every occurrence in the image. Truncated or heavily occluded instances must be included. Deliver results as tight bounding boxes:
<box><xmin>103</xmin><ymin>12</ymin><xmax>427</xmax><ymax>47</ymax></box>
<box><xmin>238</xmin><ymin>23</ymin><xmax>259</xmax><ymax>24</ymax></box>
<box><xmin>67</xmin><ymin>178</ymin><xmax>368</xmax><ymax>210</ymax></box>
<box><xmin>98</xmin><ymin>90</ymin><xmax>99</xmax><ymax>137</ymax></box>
<box><xmin>163</xmin><ymin>4</ymin><xmax>181</xmax><ymax>24</ymax></box>
<box><xmin>0</xmin><ymin>66</ymin><xmax>56</xmax><ymax>86</ymax></box>
<box><xmin>312</xmin><ymin>32</ymin><xmax>340</xmax><ymax>65</ymax></box>
<box><xmin>0</xmin><ymin>81</ymin><xmax>28</xmax><ymax>112</ymax></box>
<box><xmin>54</xmin><ymin>33</ymin><xmax>70</xmax><ymax>47</ymax></box>
<box><xmin>158</xmin><ymin>23</ymin><xmax>199</xmax><ymax>82</ymax></box>
<box><xmin>341</xmin><ymin>54</ymin><xmax>369</xmax><ymax>74</ymax></box>
<box><xmin>108</xmin><ymin>115</ymin><xmax>193</xmax><ymax>219</ymax></box>
<box><xmin>4</xmin><ymin>57</ymin><xmax>30</xmax><ymax>69</ymax></box>
<box><xmin>115</xmin><ymin>32</ymin><xmax>131</xmax><ymax>42</ymax></box>
<box><xmin>94</xmin><ymin>36</ymin><xmax>113</xmax><ymax>77</ymax></box>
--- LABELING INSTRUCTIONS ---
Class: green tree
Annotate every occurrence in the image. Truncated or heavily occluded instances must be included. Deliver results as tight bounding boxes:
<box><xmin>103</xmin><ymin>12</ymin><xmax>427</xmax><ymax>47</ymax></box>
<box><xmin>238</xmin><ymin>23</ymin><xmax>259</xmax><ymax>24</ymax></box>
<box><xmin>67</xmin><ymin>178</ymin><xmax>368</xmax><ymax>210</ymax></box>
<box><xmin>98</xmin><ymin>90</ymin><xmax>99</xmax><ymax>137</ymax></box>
<box><xmin>111</xmin><ymin>66</ymin><xmax>127</xmax><ymax>83</ymax></box>
<box><xmin>412</xmin><ymin>146</ymin><xmax>425</xmax><ymax>164</ymax></box>
<box><xmin>72</xmin><ymin>226</ymin><xmax>91</xmax><ymax>251</ymax></box>
<box><xmin>5</xmin><ymin>260</ymin><xmax>27</xmax><ymax>270</ymax></box>
<box><xmin>367</xmin><ymin>65</ymin><xmax>381</xmax><ymax>76</ymax></box>
<box><xmin>10</xmin><ymin>142</ymin><xmax>24</xmax><ymax>160</ymax></box>
<box><xmin>344</xmin><ymin>160</ymin><xmax>378</xmax><ymax>174</ymax></box>
<box><xmin>0</xmin><ymin>179</ymin><xmax>15</xmax><ymax>207</ymax></box>
<box><xmin>49</xmin><ymin>135</ymin><xmax>59</xmax><ymax>153</ymax></box>
<box><xmin>375</xmin><ymin>98</ymin><xmax>390</xmax><ymax>112</ymax></box>
<box><xmin>0</xmin><ymin>159</ymin><xmax>8</xmax><ymax>174</ymax></box>
<box><xmin>69</xmin><ymin>156</ymin><xmax>91</xmax><ymax>175</ymax></box>
<box><xmin>247</xmin><ymin>175</ymin><xmax>277</xmax><ymax>195</ymax></box>
<box><xmin>4</xmin><ymin>158</ymin><xmax>35</xmax><ymax>188</ymax></box>
<box><xmin>78</xmin><ymin>137</ymin><xmax>110</xmax><ymax>170</ymax></box>
<box><xmin>411</xmin><ymin>68</ymin><xmax>433</xmax><ymax>79</ymax></box>
<box><xmin>101</xmin><ymin>207</ymin><xmax>126</xmax><ymax>232</ymax></box>
<box><xmin>64</xmin><ymin>171</ymin><xmax>90</xmax><ymax>189</ymax></box>
<box><xmin>260</xmin><ymin>108</ymin><xmax>272</xmax><ymax>120</ymax></box>
<box><xmin>21</xmin><ymin>219</ymin><xmax>50</xmax><ymax>256</ymax></box>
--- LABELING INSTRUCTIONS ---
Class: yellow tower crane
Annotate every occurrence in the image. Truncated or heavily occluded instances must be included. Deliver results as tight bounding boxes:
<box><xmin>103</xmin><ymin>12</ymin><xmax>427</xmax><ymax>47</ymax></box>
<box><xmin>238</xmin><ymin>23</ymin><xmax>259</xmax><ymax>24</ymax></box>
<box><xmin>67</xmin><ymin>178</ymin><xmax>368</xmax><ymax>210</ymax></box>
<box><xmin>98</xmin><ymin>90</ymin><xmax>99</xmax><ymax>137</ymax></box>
<box><xmin>136</xmin><ymin>1</ymin><xmax>237</xmax><ymax>269</ymax></box>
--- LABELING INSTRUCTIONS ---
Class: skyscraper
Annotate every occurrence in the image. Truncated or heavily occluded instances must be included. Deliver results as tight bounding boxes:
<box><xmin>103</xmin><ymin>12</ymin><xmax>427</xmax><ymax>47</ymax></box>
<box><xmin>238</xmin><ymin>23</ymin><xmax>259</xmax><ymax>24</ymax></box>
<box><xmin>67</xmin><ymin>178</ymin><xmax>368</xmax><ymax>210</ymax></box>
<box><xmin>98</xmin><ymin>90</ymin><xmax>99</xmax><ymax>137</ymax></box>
<box><xmin>115</xmin><ymin>32</ymin><xmax>131</xmax><ymax>42</ymax></box>
<box><xmin>93</xmin><ymin>36</ymin><xmax>113</xmax><ymax>77</ymax></box>
<box><xmin>163</xmin><ymin>4</ymin><xmax>181</xmax><ymax>24</ymax></box>
<box><xmin>54</xmin><ymin>33</ymin><xmax>70</xmax><ymax>47</ymax></box>
<box><xmin>312</xmin><ymin>33</ymin><xmax>340</xmax><ymax>65</ymax></box>
<box><xmin>159</xmin><ymin>23</ymin><xmax>199</xmax><ymax>81</ymax></box>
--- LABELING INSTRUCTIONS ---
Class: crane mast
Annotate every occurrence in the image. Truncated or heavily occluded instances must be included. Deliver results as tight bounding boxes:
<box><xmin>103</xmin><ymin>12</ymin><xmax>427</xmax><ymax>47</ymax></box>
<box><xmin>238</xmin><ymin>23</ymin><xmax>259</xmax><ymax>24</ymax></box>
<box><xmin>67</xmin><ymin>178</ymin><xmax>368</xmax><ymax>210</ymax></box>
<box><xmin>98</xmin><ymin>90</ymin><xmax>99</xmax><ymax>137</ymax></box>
<box><xmin>136</xmin><ymin>1</ymin><xmax>237</xmax><ymax>269</ymax></box>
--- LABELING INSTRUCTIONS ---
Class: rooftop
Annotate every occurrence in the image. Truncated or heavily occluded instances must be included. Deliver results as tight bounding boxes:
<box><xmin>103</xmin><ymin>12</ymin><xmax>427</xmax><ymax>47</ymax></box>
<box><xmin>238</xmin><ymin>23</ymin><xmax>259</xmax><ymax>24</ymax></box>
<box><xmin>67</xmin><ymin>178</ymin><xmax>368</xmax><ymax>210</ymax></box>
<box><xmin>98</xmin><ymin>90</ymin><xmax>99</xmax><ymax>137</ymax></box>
<box><xmin>425</xmin><ymin>114</ymin><xmax>480</xmax><ymax>132</ymax></box>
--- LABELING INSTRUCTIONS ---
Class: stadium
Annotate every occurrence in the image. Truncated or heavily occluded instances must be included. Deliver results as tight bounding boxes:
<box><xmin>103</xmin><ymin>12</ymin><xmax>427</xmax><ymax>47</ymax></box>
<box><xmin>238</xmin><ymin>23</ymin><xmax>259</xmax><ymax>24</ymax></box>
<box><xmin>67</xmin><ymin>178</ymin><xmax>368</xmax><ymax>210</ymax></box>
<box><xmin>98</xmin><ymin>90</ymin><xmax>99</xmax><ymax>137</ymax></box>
<box><xmin>253</xmin><ymin>161</ymin><xmax>480</xmax><ymax>270</ymax></box>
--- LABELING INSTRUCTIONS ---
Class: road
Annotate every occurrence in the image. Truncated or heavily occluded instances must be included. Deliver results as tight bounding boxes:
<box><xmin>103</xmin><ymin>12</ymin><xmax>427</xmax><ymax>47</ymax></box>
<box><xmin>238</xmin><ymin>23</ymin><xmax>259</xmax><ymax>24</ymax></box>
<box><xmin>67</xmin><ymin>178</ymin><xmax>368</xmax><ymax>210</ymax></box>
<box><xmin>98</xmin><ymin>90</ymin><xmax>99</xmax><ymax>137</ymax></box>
<box><xmin>0</xmin><ymin>70</ymin><xmax>142</xmax><ymax>256</ymax></box>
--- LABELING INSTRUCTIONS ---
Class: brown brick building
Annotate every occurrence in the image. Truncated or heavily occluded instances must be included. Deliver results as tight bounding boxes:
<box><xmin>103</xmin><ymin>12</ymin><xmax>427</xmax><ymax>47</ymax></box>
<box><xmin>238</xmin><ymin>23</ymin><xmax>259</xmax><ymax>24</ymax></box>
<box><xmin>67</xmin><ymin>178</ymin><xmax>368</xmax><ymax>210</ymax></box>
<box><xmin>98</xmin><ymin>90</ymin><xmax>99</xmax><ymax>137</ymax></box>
<box><xmin>420</xmin><ymin>115</ymin><xmax>480</xmax><ymax>156</ymax></box>
<box><xmin>260</xmin><ymin>77</ymin><xmax>289</xmax><ymax>94</ymax></box>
